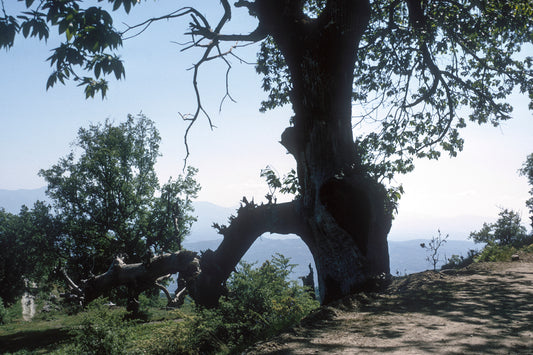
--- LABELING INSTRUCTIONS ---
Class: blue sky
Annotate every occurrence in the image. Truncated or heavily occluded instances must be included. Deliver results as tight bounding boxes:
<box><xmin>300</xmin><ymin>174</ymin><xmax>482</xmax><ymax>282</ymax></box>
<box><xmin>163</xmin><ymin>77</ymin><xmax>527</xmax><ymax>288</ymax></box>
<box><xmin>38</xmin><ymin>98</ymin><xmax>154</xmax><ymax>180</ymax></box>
<box><xmin>1</xmin><ymin>1</ymin><xmax>532</xmax><ymax>241</ymax></box>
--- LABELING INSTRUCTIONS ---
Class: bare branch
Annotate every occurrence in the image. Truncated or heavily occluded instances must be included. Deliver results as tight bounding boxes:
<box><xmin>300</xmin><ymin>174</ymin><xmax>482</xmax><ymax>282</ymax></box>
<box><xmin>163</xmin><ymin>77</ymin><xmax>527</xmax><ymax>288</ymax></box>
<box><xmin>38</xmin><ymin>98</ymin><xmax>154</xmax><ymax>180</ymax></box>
<box><xmin>121</xmin><ymin>8</ymin><xmax>207</xmax><ymax>40</ymax></box>
<box><xmin>59</xmin><ymin>268</ymin><xmax>84</xmax><ymax>298</ymax></box>
<box><xmin>155</xmin><ymin>275</ymin><xmax>188</xmax><ymax>308</ymax></box>
<box><xmin>119</xmin><ymin>4</ymin><xmax>268</xmax><ymax>170</ymax></box>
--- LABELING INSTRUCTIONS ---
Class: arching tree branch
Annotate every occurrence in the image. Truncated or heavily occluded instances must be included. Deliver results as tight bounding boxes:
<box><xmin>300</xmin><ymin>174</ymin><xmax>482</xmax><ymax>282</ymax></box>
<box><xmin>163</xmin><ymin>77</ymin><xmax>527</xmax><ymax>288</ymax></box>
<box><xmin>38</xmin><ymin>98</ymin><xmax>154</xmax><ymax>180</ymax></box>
<box><xmin>59</xmin><ymin>201</ymin><xmax>309</xmax><ymax>308</ymax></box>
<box><xmin>189</xmin><ymin>200</ymin><xmax>308</xmax><ymax>307</ymax></box>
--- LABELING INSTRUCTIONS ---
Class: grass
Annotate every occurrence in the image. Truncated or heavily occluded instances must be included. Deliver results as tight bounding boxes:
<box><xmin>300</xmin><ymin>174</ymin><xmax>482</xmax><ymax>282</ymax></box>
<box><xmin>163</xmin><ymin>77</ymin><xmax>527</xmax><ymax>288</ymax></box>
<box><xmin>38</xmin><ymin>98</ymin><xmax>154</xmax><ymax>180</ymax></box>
<box><xmin>0</xmin><ymin>255</ymin><xmax>319</xmax><ymax>354</ymax></box>
<box><xmin>0</xmin><ymin>298</ymin><xmax>188</xmax><ymax>355</ymax></box>
<box><xmin>0</xmin><ymin>301</ymin><xmax>80</xmax><ymax>354</ymax></box>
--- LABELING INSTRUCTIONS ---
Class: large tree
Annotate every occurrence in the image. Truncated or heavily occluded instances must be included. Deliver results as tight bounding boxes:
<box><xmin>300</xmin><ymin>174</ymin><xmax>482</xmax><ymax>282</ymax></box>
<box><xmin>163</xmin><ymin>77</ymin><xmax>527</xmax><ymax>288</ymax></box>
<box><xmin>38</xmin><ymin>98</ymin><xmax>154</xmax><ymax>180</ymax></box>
<box><xmin>2</xmin><ymin>0</ymin><xmax>532</xmax><ymax>305</ymax></box>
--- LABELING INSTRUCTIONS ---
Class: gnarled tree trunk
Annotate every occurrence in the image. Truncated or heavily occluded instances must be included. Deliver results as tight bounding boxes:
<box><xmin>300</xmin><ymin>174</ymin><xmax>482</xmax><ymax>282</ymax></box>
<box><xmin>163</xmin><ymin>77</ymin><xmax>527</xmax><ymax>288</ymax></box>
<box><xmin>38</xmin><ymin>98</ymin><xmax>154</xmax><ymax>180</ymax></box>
<box><xmin>190</xmin><ymin>0</ymin><xmax>392</xmax><ymax>305</ymax></box>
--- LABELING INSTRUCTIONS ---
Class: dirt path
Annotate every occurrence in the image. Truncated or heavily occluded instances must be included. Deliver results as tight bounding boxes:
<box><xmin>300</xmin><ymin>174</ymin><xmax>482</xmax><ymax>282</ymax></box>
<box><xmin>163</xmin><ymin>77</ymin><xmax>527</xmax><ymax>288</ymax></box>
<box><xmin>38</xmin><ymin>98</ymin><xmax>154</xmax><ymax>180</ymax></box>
<box><xmin>247</xmin><ymin>261</ymin><xmax>533</xmax><ymax>354</ymax></box>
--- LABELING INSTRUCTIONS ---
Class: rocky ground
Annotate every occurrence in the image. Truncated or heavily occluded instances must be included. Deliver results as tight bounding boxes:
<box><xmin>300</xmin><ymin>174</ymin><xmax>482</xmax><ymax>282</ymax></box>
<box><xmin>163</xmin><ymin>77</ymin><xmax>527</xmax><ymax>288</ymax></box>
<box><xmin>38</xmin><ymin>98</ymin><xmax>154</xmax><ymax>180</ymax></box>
<box><xmin>247</xmin><ymin>256</ymin><xmax>533</xmax><ymax>354</ymax></box>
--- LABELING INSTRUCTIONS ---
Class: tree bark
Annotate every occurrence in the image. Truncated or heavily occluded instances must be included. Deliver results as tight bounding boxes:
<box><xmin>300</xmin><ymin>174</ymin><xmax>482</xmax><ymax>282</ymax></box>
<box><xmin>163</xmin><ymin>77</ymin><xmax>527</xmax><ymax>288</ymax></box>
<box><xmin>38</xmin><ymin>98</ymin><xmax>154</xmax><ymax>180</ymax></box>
<box><xmin>255</xmin><ymin>0</ymin><xmax>392</xmax><ymax>303</ymax></box>
<box><xmin>62</xmin><ymin>251</ymin><xmax>200</xmax><ymax>306</ymax></box>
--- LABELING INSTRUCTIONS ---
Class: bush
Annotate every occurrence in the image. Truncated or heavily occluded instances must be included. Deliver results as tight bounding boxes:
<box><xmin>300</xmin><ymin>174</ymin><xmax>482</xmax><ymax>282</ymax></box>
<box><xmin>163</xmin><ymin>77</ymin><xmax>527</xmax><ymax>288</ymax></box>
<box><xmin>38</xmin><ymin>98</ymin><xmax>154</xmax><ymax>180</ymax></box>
<box><xmin>441</xmin><ymin>250</ymin><xmax>477</xmax><ymax>270</ymax></box>
<box><xmin>475</xmin><ymin>243</ymin><xmax>517</xmax><ymax>262</ymax></box>
<box><xmin>474</xmin><ymin>241</ymin><xmax>533</xmax><ymax>262</ymax></box>
<box><xmin>149</xmin><ymin>254</ymin><xmax>319</xmax><ymax>354</ymax></box>
<box><xmin>72</xmin><ymin>297</ymin><xmax>130</xmax><ymax>355</ymax></box>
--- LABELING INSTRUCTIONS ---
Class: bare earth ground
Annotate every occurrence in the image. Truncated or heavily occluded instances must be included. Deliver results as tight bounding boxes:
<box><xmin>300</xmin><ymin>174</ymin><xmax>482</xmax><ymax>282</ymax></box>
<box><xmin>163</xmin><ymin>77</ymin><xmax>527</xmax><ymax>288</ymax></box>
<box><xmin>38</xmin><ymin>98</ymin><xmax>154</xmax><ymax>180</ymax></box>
<box><xmin>247</xmin><ymin>257</ymin><xmax>533</xmax><ymax>354</ymax></box>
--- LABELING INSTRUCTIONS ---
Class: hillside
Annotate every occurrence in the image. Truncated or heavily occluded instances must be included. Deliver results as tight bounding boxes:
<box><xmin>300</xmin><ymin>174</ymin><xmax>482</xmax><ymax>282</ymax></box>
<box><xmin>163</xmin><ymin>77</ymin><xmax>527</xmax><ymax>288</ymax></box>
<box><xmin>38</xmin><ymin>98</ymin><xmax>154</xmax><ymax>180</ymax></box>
<box><xmin>247</xmin><ymin>257</ymin><xmax>533</xmax><ymax>354</ymax></box>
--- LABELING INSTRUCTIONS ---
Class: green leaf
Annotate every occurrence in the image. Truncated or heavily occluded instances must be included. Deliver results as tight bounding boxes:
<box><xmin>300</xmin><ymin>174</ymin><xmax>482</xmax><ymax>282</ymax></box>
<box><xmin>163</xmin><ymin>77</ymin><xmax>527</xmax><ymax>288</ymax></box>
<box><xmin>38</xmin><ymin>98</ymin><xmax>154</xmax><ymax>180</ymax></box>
<box><xmin>66</xmin><ymin>27</ymin><xmax>73</xmax><ymax>41</ymax></box>
<box><xmin>94</xmin><ymin>63</ymin><xmax>101</xmax><ymax>79</ymax></box>
<box><xmin>112</xmin><ymin>0</ymin><xmax>122</xmax><ymax>12</ymax></box>
<box><xmin>124</xmin><ymin>0</ymin><xmax>131</xmax><ymax>14</ymax></box>
<box><xmin>46</xmin><ymin>73</ymin><xmax>57</xmax><ymax>90</ymax></box>
<box><xmin>58</xmin><ymin>21</ymin><xmax>67</xmax><ymax>35</ymax></box>
<box><xmin>22</xmin><ymin>22</ymin><xmax>30</xmax><ymax>38</ymax></box>
<box><xmin>84</xmin><ymin>84</ymin><xmax>94</xmax><ymax>99</ymax></box>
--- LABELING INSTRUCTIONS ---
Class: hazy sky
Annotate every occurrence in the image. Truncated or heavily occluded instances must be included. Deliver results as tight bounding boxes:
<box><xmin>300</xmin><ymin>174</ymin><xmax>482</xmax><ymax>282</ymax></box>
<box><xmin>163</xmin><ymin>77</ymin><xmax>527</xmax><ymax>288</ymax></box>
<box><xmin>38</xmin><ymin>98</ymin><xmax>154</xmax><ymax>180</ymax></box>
<box><xmin>1</xmin><ymin>2</ymin><xmax>532</xmax><ymax>241</ymax></box>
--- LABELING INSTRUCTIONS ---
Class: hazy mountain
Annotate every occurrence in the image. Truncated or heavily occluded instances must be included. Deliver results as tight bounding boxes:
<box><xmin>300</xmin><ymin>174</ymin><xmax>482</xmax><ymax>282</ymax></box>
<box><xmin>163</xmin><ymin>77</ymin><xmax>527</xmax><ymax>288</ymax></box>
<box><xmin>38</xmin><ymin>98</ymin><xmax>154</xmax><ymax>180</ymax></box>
<box><xmin>389</xmin><ymin>214</ymin><xmax>493</xmax><ymax>241</ymax></box>
<box><xmin>0</xmin><ymin>187</ymin><xmax>49</xmax><ymax>213</ymax></box>
<box><xmin>0</xmin><ymin>187</ymin><xmax>489</xmax><ymax>242</ymax></box>
<box><xmin>184</xmin><ymin>237</ymin><xmax>479</xmax><ymax>282</ymax></box>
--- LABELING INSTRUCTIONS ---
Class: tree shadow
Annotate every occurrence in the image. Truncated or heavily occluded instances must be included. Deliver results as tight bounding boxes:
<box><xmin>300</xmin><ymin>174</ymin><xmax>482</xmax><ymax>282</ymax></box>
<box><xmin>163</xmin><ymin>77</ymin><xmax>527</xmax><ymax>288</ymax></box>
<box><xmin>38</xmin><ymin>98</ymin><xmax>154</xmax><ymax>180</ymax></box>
<box><xmin>358</xmin><ymin>265</ymin><xmax>533</xmax><ymax>354</ymax></box>
<box><xmin>248</xmin><ymin>263</ymin><xmax>533</xmax><ymax>354</ymax></box>
<box><xmin>0</xmin><ymin>327</ymin><xmax>73</xmax><ymax>353</ymax></box>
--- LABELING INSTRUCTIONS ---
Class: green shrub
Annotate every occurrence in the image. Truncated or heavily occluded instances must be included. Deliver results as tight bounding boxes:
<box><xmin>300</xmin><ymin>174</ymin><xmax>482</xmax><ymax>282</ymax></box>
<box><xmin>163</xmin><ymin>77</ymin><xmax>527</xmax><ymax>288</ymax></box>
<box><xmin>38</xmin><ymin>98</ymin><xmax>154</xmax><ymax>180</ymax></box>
<box><xmin>212</xmin><ymin>253</ymin><xmax>318</xmax><ymax>351</ymax></box>
<box><xmin>441</xmin><ymin>250</ymin><xmax>477</xmax><ymax>270</ymax></box>
<box><xmin>475</xmin><ymin>243</ymin><xmax>517</xmax><ymax>262</ymax></box>
<box><xmin>72</xmin><ymin>297</ymin><xmax>130</xmax><ymax>355</ymax></box>
<box><xmin>149</xmin><ymin>254</ymin><xmax>319</xmax><ymax>354</ymax></box>
<box><xmin>524</xmin><ymin>243</ymin><xmax>533</xmax><ymax>253</ymax></box>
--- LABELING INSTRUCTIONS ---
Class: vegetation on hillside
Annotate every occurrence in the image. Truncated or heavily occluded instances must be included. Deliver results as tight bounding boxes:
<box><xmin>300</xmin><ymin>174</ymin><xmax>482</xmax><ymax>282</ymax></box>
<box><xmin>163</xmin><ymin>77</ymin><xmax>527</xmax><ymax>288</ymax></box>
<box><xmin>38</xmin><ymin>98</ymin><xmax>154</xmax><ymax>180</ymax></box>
<box><xmin>0</xmin><ymin>254</ymin><xmax>318</xmax><ymax>354</ymax></box>
<box><xmin>0</xmin><ymin>115</ymin><xmax>200</xmax><ymax>312</ymax></box>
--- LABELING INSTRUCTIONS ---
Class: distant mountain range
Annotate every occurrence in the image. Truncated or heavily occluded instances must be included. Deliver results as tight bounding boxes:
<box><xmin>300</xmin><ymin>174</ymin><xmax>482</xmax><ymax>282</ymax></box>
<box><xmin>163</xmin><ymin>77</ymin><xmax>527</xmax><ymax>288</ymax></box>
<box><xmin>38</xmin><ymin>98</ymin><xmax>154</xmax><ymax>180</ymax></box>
<box><xmin>0</xmin><ymin>187</ymin><xmax>49</xmax><ymax>214</ymax></box>
<box><xmin>1</xmin><ymin>187</ymin><xmax>481</xmax><ymax>282</ymax></box>
<box><xmin>183</xmin><ymin>237</ymin><xmax>479</xmax><ymax>280</ymax></box>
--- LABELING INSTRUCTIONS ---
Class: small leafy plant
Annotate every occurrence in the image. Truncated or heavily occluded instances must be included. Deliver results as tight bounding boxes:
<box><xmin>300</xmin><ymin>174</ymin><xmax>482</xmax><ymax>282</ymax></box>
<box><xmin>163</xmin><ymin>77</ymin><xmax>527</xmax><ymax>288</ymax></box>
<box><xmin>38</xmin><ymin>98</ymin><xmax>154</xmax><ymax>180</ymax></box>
<box><xmin>72</xmin><ymin>297</ymin><xmax>130</xmax><ymax>355</ymax></box>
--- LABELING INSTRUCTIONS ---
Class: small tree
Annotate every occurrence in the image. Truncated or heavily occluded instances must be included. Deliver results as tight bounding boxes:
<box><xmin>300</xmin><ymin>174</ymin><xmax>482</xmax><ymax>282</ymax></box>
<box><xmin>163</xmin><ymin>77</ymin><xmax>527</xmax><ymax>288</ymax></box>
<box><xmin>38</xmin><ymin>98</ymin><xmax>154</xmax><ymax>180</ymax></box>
<box><xmin>420</xmin><ymin>229</ymin><xmax>449</xmax><ymax>271</ymax></box>
<box><xmin>470</xmin><ymin>208</ymin><xmax>528</xmax><ymax>247</ymax></box>
<box><xmin>38</xmin><ymin>114</ymin><xmax>200</xmax><ymax>311</ymax></box>
<box><xmin>39</xmin><ymin>114</ymin><xmax>200</xmax><ymax>279</ymax></box>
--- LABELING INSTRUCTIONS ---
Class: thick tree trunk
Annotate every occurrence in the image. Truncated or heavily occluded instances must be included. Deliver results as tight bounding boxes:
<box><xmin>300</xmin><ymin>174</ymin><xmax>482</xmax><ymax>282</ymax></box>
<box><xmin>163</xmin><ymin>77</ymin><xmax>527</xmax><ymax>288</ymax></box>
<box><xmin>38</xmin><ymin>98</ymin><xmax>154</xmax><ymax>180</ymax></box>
<box><xmin>300</xmin><ymin>175</ymin><xmax>391</xmax><ymax>303</ymax></box>
<box><xmin>257</xmin><ymin>0</ymin><xmax>392</xmax><ymax>303</ymax></box>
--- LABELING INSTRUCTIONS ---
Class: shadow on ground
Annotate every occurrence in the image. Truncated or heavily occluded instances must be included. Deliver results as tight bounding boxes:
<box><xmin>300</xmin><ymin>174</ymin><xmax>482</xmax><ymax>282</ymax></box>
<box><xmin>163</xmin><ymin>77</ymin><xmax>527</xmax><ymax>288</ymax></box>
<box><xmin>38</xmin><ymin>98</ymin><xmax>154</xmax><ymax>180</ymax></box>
<box><xmin>0</xmin><ymin>327</ymin><xmax>73</xmax><ymax>353</ymax></box>
<box><xmin>248</xmin><ymin>262</ymin><xmax>533</xmax><ymax>354</ymax></box>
